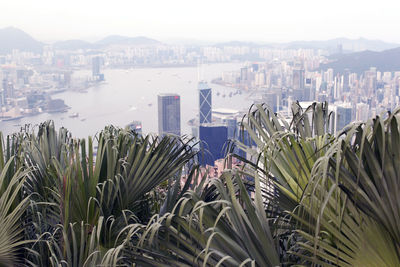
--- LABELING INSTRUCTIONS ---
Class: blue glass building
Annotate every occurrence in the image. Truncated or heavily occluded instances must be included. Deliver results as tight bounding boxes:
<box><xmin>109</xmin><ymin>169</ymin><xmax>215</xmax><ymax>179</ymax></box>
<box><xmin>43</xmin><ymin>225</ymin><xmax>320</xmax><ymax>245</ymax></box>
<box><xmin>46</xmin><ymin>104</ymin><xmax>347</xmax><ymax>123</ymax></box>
<box><xmin>199</xmin><ymin>82</ymin><xmax>212</xmax><ymax>124</ymax></box>
<box><xmin>336</xmin><ymin>105</ymin><xmax>352</xmax><ymax>132</ymax></box>
<box><xmin>199</xmin><ymin>125</ymin><xmax>228</xmax><ymax>166</ymax></box>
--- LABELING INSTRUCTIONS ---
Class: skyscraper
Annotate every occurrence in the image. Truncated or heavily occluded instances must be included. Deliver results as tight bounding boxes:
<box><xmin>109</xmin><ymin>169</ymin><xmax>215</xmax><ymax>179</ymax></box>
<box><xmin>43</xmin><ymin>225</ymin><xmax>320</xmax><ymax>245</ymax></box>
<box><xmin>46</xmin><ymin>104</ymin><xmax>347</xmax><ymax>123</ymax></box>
<box><xmin>92</xmin><ymin>56</ymin><xmax>101</xmax><ymax>77</ymax></box>
<box><xmin>2</xmin><ymin>78</ymin><xmax>13</xmax><ymax>99</ymax></box>
<box><xmin>329</xmin><ymin>104</ymin><xmax>353</xmax><ymax>134</ymax></box>
<box><xmin>240</xmin><ymin>67</ymin><xmax>248</xmax><ymax>83</ymax></box>
<box><xmin>263</xmin><ymin>90</ymin><xmax>281</xmax><ymax>112</ymax></box>
<box><xmin>158</xmin><ymin>94</ymin><xmax>181</xmax><ymax>136</ymax></box>
<box><xmin>293</xmin><ymin>68</ymin><xmax>305</xmax><ymax>90</ymax></box>
<box><xmin>356</xmin><ymin>103</ymin><xmax>369</xmax><ymax>122</ymax></box>
<box><xmin>92</xmin><ymin>56</ymin><xmax>104</xmax><ymax>81</ymax></box>
<box><xmin>199</xmin><ymin>81</ymin><xmax>212</xmax><ymax>124</ymax></box>
<box><xmin>2</xmin><ymin>79</ymin><xmax>7</xmax><ymax>99</ymax></box>
<box><xmin>336</xmin><ymin>105</ymin><xmax>352</xmax><ymax>131</ymax></box>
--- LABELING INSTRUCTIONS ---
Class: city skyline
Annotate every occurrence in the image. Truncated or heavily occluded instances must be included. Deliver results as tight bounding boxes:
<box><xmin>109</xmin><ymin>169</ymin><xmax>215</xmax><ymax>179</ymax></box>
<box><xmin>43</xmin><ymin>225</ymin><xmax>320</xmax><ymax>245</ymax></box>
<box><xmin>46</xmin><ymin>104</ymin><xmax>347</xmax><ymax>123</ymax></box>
<box><xmin>0</xmin><ymin>15</ymin><xmax>399</xmax><ymax>140</ymax></box>
<box><xmin>1</xmin><ymin>0</ymin><xmax>400</xmax><ymax>43</ymax></box>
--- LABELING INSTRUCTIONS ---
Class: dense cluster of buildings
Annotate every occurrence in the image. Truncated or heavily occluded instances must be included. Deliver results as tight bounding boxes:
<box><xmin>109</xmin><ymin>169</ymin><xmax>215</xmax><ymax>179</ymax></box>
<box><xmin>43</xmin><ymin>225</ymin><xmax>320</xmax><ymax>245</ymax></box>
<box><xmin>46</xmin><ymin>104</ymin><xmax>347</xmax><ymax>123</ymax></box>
<box><xmin>153</xmin><ymin>59</ymin><xmax>400</xmax><ymax>168</ymax></box>
<box><xmin>217</xmin><ymin>58</ymin><xmax>400</xmax><ymax>132</ymax></box>
<box><xmin>154</xmin><ymin>82</ymin><xmax>253</xmax><ymax>168</ymax></box>
<box><xmin>0</xmin><ymin>49</ymin><xmax>106</xmax><ymax>120</ymax></box>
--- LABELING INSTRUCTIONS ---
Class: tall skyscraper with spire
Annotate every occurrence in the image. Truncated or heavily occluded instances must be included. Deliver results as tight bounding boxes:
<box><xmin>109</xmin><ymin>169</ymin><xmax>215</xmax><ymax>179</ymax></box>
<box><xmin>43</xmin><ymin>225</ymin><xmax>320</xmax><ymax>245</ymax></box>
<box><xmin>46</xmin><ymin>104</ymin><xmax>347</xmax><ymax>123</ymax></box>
<box><xmin>198</xmin><ymin>81</ymin><xmax>212</xmax><ymax>124</ymax></box>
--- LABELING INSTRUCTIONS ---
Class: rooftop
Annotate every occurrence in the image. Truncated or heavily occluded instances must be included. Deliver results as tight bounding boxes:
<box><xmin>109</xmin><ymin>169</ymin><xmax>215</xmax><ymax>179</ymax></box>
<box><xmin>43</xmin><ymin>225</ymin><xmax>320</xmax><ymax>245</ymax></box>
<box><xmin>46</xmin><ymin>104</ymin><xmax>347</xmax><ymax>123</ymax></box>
<box><xmin>158</xmin><ymin>93</ymin><xmax>180</xmax><ymax>97</ymax></box>
<box><xmin>198</xmin><ymin>81</ymin><xmax>211</xmax><ymax>90</ymax></box>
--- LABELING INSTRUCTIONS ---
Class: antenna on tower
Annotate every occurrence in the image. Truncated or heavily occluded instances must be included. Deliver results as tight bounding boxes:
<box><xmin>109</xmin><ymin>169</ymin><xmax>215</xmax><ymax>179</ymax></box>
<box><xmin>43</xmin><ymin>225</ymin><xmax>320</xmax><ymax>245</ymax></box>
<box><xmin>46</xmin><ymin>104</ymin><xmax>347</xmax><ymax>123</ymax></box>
<box><xmin>197</xmin><ymin>57</ymin><xmax>201</xmax><ymax>83</ymax></box>
<box><xmin>201</xmin><ymin>57</ymin><xmax>205</xmax><ymax>82</ymax></box>
<box><xmin>197</xmin><ymin>55</ymin><xmax>205</xmax><ymax>83</ymax></box>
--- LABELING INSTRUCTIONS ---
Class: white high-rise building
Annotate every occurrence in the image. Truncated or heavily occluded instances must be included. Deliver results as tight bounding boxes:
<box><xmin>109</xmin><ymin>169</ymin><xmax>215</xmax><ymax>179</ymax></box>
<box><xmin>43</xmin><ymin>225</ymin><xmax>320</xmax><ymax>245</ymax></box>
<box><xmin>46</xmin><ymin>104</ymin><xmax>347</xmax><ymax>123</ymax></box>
<box><xmin>356</xmin><ymin>103</ymin><xmax>369</xmax><ymax>122</ymax></box>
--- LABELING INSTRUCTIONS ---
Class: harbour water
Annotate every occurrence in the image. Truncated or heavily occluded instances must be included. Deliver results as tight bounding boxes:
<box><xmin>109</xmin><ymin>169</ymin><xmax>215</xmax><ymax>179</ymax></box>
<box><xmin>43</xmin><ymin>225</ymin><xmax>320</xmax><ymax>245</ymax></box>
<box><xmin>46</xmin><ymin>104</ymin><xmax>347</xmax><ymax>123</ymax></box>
<box><xmin>0</xmin><ymin>63</ymin><xmax>253</xmax><ymax>138</ymax></box>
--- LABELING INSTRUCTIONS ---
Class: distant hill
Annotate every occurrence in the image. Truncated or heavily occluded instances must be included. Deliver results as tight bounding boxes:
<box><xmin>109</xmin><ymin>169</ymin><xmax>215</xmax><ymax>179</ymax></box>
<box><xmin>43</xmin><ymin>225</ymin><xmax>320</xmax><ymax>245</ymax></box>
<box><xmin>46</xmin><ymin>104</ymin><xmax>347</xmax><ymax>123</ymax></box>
<box><xmin>53</xmin><ymin>39</ymin><xmax>94</xmax><ymax>50</ymax></box>
<box><xmin>214</xmin><ymin>38</ymin><xmax>399</xmax><ymax>53</ymax></box>
<box><xmin>320</xmin><ymin>47</ymin><xmax>400</xmax><ymax>74</ymax></box>
<box><xmin>51</xmin><ymin>35</ymin><xmax>162</xmax><ymax>50</ymax></box>
<box><xmin>283</xmin><ymin>38</ymin><xmax>399</xmax><ymax>52</ymax></box>
<box><xmin>214</xmin><ymin>41</ymin><xmax>264</xmax><ymax>48</ymax></box>
<box><xmin>0</xmin><ymin>27</ymin><xmax>42</xmax><ymax>54</ymax></box>
<box><xmin>52</xmin><ymin>36</ymin><xmax>161</xmax><ymax>50</ymax></box>
<box><xmin>95</xmin><ymin>35</ymin><xmax>161</xmax><ymax>46</ymax></box>
<box><xmin>0</xmin><ymin>27</ymin><xmax>163</xmax><ymax>53</ymax></box>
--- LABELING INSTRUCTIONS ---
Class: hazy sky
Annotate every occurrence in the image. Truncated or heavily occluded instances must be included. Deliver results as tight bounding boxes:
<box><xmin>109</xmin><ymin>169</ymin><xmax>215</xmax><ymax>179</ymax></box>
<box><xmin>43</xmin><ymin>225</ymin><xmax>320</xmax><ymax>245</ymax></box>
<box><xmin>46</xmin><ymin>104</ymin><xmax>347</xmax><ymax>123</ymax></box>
<box><xmin>1</xmin><ymin>0</ymin><xmax>400</xmax><ymax>43</ymax></box>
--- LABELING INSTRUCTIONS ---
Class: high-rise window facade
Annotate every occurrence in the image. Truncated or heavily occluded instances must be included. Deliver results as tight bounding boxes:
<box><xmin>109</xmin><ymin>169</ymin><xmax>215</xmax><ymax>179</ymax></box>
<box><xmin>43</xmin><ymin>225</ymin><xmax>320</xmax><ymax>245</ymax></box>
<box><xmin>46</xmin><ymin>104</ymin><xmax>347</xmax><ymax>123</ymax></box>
<box><xmin>199</xmin><ymin>82</ymin><xmax>212</xmax><ymax>124</ymax></box>
<box><xmin>158</xmin><ymin>94</ymin><xmax>181</xmax><ymax>135</ymax></box>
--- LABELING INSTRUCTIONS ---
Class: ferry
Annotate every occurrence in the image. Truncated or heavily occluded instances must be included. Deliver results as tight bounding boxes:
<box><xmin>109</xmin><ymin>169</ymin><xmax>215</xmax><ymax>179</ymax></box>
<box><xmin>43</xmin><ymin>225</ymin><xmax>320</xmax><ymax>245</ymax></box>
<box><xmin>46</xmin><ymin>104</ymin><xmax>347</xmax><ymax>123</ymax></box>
<box><xmin>69</xmin><ymin>113</ymin><xmax>79</xmax><ymax>118</ymax></box>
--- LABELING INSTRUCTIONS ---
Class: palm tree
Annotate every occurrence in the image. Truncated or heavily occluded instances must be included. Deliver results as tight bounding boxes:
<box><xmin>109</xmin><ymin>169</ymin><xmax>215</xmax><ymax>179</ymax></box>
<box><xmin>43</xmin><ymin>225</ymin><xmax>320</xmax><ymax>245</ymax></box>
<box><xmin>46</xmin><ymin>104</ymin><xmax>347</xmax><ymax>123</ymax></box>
<box><xmin>232</xmin><ymin>101</ymin><xmax>333</xmax><ymax>212</ymax></box>
<box><xmin>2</xmin><ymin>101</ymin><xmax>400</xmax><ymax>266</ymax></box>
<box><xmin>106</xmin><ymin>170</ymin><xmax>281</xmax><ymax>266</ymax></box>
<box><xmin>294</xmin><ymin>110</ymin><xmax>400</xmax><ymax>266</ymax></box>
<box><xmin>101</xmin><ymin>101</ymin><xmax>334</xmax><ymax>266</ymax></box>
<box><xmin>4</xmin><ymin>121</ymin><xmax>198</xmax><ymax>266</ymax></box>
<box><xmin>0</xmin><ymin>132</ymin><xmax>31</xmax><ymax>265</ymax></box>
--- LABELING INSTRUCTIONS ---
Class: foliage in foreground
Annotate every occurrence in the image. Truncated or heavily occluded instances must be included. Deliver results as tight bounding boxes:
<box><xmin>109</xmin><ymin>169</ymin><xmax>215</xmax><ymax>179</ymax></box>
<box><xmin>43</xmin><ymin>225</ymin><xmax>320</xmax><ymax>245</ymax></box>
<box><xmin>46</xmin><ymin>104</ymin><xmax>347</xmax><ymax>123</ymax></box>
<box><xmin>1</xmin><ymin>102</ymin><xmax>400</xmax><ymax>266</ymax></box>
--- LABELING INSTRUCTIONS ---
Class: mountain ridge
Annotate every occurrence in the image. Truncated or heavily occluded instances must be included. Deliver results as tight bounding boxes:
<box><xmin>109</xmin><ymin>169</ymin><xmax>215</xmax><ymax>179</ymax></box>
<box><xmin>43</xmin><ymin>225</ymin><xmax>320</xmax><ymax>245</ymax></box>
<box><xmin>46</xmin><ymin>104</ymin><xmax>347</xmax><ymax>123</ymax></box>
<box><xmin>52</xmin><ymin>35</ymin><xmax>162</xmax><ymax>50</ymax></box>
<box><xmin>0</xmin><ymin>27</ymin><xmax>399</xmax><ymax>54</ymax></box>
<box><xmin>0</xmin><ymin>27</ymin><xmax>43</xmax><ymax>54</ymax></box>
<box><xmin>213</xmin><ymin>37</ymin><xmax>400</xmax><ymax>52</ymax></box>
<box><xmin>320</xmin><ymin>47</ymin><xmax>400</xmax><ymax>73</ymax></box>
<box><xmin>95</xmin><ymin>35</ymin><xmax>161</xmax><ymax>46</ymax></box>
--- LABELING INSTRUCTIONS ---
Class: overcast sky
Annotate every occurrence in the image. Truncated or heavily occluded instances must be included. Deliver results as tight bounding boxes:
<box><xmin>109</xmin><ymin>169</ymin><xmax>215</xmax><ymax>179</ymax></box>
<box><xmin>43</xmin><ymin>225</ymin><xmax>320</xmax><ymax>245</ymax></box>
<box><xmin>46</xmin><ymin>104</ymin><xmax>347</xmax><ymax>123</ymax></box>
<box><xmin>1</xmin><ymin>0</ymin><xmax>399</xmax><ymax>43</ymax></box>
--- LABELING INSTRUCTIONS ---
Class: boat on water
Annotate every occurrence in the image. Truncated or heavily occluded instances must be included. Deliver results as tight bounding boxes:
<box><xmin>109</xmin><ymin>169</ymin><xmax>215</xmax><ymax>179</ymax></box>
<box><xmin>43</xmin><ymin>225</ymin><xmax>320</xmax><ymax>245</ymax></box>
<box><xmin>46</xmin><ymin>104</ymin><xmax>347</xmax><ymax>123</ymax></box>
<box><xmin>69</xmin><ymin>113</ymin><xmax>79</xmax><ymax>118</ymax></box>
<box><xmin>2</xmin><ymin>116</ymin><xmax>23</xmax><ymax>122</ymax></box>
